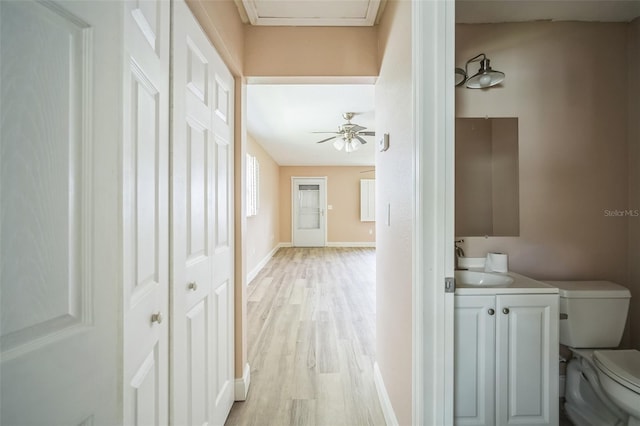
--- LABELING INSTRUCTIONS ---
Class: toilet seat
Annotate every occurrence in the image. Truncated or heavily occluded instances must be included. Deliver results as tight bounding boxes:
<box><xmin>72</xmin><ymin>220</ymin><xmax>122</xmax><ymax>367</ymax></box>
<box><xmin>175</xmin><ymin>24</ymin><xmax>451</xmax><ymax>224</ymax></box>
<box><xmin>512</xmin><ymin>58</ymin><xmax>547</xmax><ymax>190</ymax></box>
<box><xmin>593</xmin><ymin>350</ymin><xmax>640</xmax><ymax>394</ymax></box>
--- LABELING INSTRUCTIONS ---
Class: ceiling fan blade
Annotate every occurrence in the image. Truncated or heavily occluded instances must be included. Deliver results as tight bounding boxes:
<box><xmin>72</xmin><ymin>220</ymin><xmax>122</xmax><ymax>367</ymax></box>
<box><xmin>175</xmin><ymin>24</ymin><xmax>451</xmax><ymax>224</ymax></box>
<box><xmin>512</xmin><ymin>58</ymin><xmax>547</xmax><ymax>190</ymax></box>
<box><xmin>357</xmin><ymin>131</ymin><xmax>375</xmax><ymax>136</ymax></box>
<box><xmin>347</xmin><ymin>124</ymin><xmax>366</xmax><ymax>132</ymax></box>
<box><xmin>316</xmin><ymin>135</ymin><xmax>339</xmax><ymax>144</ymax></box>
<box><xmin>312</xmin><ymin>131</ymin><xmax>341</xmax><ymax>134</ymax></box>
<box><xmin>354</xmin><ymin>135</ymin><xmax>368</xmax><ymax>145</ymax></box>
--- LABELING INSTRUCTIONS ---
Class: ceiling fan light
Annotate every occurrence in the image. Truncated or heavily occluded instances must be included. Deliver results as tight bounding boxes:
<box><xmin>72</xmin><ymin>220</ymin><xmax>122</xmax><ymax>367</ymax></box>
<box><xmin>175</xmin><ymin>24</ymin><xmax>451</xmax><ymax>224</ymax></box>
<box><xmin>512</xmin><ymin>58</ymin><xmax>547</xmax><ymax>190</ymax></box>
<box><xmin>347</xmin><ymin>140</ymin><xmax>360</xmax><ymax>153</ymax></box>
<box><xmin>345</xmin><ymin>140</ymin><xmax>354</xmax><ymax>153</ymax></box>
<box><xmin>314</xmin><ymin>112</ymin><xmax>372</xmax><ymax>153</ymax></box>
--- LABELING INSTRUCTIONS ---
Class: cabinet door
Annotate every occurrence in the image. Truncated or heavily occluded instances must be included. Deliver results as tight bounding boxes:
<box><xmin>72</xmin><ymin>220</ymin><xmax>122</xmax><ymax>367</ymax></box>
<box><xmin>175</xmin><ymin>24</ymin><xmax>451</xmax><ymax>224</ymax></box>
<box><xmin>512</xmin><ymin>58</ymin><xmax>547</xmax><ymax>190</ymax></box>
<box><xmin>496</xmin><ymin>295</ymin><xmax>559</xmax><ymax>426</ymax></box>
<box><xmin>455</xmin><ymin>296</ymin><xmax>496</xmax><ymax>426</ymax></box>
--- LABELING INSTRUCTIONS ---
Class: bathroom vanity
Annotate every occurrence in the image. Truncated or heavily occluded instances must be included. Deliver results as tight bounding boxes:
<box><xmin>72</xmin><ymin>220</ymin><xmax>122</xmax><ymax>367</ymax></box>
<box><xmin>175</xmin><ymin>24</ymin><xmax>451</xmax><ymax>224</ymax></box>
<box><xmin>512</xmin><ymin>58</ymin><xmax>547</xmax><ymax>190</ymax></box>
<box><xmin>454</xmin><ymin>270</ymin><xmax>559</xmax><ymax>426</ymax></box>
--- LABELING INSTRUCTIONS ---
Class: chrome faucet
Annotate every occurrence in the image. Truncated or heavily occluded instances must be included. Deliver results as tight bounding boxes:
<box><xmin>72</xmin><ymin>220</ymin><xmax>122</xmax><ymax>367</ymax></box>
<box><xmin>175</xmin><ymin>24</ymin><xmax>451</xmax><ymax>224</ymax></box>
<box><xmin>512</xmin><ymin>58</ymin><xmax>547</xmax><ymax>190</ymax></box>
<box><xmin>455</xmin><ymin>239</ymin><xmax>466</xmax><ymax>270</ymax></box>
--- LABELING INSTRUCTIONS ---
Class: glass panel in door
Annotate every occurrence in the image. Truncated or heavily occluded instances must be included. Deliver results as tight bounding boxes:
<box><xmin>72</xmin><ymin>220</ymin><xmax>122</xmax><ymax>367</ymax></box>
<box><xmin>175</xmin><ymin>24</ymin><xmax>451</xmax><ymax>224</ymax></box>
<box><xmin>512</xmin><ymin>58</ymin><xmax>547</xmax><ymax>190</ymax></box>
<box><xmin>297</xmin><ymin>184</ymin><xmax>320</xmax><ymax>230</ymax></box>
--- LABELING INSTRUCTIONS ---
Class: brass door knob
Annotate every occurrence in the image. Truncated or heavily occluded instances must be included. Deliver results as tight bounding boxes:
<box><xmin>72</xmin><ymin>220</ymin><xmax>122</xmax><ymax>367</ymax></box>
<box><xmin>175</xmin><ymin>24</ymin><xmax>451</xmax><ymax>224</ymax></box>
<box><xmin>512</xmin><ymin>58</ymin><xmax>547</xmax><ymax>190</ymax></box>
<box><xmin>502</xmin><ymin>308</ymin><xmax>510</xmax><ymax>315</ymax></box>
<box><xmin>488</xmin><ymin>309</ymin><xmax>495</xmax><ymax>316</ymax></box>
<box><xmin>151</xmin><ymin>312</ymin><xmax>163</xmax><ymax>324</ymax></box>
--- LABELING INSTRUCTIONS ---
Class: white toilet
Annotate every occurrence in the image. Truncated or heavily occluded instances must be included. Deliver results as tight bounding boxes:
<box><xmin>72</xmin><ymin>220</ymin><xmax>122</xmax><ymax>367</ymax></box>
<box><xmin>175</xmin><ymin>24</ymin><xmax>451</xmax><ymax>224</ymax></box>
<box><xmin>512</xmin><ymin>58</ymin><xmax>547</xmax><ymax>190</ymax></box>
<box><xmin>546</xmin><ymin>280</ymin><xmax>640</xmax><ymax>426</ymax></box>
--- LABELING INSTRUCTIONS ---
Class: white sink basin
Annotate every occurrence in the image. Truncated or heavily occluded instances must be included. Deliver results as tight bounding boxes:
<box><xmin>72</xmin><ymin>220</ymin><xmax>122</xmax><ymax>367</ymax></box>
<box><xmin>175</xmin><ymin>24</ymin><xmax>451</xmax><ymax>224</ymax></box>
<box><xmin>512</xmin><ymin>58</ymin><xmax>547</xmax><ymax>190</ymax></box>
<box><xmin>455</xmin><ymin>270</ymin><xmax>514</xmax><ymax>286</ymax></box>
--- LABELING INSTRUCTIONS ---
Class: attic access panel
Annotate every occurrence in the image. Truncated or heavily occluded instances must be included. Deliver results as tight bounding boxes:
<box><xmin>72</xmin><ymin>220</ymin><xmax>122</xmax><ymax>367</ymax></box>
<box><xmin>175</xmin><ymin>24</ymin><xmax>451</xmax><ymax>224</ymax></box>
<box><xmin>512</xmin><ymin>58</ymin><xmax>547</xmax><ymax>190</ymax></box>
<box><xmin>240</xmin><ymin>0</ymin><xmax>382</xmax><ymax>26</ymax></box>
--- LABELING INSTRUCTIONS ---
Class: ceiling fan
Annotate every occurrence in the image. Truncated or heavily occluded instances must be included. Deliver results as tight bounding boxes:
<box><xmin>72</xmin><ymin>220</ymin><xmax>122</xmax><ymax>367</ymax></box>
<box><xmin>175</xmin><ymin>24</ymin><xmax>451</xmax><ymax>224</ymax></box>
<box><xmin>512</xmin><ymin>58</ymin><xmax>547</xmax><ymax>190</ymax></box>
<box><xmin>313</xmin><ymin>112</ymin><xmax>375</xmax><ymax>153</ymax></box>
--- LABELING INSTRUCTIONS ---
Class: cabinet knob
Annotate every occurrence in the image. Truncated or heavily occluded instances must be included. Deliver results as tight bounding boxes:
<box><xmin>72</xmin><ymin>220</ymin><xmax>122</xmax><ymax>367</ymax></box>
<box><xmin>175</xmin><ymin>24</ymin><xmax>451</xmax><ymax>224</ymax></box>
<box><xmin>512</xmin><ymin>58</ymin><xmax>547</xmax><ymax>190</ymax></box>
<box><xmin>151</xmin><ymin>312</ymin><xmax>163</xmax><ymax>324</ymax></box>
<box><xmin>502</xmin><ymin>308</ymin><xmax>510</xmax><ymax>315</ymax></box>
<box><xmin>188</xmin><ymin>281</ymin><xmax>198</xmax><ymax>291</ymax></box>
<box><xmin>488</xmin><ymin>308</ymin><xmax>495</xmax><ymax>316</ymax></box>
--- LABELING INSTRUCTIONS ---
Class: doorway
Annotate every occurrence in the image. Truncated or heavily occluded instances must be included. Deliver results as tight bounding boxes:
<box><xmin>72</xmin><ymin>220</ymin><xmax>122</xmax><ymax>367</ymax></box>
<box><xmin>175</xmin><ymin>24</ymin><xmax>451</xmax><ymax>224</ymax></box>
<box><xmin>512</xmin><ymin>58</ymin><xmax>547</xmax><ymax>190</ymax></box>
<box><xmin>291</xmin><ymin>177</ymin><xmax>327</xmax><ymax>247</ymax></box>
<box><xmin>237</xmin><ymin>82</ymin><xmax>380</xmax><ymax>420</ymax></box>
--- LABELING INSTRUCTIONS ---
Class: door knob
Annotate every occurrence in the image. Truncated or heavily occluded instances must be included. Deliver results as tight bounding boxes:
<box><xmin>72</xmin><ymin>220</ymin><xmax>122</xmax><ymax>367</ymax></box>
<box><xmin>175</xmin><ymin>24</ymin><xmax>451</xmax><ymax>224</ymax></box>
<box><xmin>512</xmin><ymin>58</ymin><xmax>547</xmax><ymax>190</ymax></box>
<box><xmin>502</xmin><ymin>308</ymin><xmax>510</xmax><ymax>315</ymax></box>
<box><xmin>151</xmin><ymin>312</ymin><xmax>163</xmax><ymax>324</ymax></box>
<box><xmin>488</xmin><ymin>308</ymin><xmax>495</xmax><ymax>315</ymax></box>
<box><xmin>188</xmin><ymin>281</ymin><xmax>198</xmax><ymax>291</ymax></box>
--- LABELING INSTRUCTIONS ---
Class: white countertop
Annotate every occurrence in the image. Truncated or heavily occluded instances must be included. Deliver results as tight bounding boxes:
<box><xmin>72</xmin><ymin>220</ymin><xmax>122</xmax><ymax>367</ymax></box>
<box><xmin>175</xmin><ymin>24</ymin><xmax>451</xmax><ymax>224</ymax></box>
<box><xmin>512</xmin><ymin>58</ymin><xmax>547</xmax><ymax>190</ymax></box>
<box><xmin>455</xmin><ymin>269</ymin><xmax>560</xmax><ymax>295</ymax></box>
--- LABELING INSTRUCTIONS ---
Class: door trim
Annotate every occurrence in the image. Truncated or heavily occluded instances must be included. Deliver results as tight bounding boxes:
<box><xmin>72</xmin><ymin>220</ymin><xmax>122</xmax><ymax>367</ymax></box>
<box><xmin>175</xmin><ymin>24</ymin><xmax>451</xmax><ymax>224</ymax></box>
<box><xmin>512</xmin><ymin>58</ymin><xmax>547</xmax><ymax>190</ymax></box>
<box><xmin>290</xmin><ymin>176</ymin><xmax>327</xmax><ymax>247</ymax></box>
<box><xmin>412</xmin><ymin>0</ymin><xmax>455</xmax><ymax>424</ymax></box>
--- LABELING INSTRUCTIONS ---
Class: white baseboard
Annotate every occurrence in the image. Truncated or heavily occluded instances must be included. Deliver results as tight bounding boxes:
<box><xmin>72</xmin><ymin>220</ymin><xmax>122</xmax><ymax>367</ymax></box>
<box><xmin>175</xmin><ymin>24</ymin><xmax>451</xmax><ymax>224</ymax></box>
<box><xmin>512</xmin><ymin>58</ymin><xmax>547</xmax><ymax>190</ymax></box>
<box><xmin>279</xmin><ymin>242</ymin><xmax>375</xmax><ymax>248</ymax></box>
<box><xmin>234</xmin><ymin>363</ymin><xmax>251</xmax><ymax>401</ymax></box>
<box><xmin>247</xmin><ymin>244</ymin><xmax>282</xmax><ymax>285</ymax></box>
<box><xmin>326</xmin><ymin>242</ymin><xmax>376</xmax><ymax>248</ymax></box>
<box><xmin>374</xmin><ymin>362</ymin><xmax>399</xmax><ymax>426</ymax></box>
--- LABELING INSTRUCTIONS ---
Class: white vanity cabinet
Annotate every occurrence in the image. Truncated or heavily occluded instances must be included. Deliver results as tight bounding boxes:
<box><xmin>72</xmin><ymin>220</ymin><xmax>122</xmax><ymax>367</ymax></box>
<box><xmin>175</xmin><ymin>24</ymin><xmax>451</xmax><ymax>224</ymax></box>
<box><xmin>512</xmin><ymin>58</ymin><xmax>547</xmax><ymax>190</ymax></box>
<box><xmin>454</xmin><ymin>293</ymin><xmax>559</xmax><ymax>426</ymax></box>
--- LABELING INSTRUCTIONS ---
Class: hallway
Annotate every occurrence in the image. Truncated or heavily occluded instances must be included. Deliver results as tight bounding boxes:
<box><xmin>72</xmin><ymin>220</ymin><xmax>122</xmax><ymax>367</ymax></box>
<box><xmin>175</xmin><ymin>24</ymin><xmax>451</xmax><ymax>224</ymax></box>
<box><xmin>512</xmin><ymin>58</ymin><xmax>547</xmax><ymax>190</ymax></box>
<box><xmin>225</xmin><ymin>247</ymin><xmax>385</xmax><ymax>426</ymax></box>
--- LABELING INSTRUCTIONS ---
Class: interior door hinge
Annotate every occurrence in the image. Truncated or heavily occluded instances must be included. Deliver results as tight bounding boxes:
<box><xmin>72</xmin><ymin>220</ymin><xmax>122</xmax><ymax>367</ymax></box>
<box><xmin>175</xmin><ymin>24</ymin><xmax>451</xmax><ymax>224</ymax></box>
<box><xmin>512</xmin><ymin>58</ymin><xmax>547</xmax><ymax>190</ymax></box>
<box><xmin>445</xmin><ymin>277</ymin><xmax>456</xmax><ymax>293</ymax></box>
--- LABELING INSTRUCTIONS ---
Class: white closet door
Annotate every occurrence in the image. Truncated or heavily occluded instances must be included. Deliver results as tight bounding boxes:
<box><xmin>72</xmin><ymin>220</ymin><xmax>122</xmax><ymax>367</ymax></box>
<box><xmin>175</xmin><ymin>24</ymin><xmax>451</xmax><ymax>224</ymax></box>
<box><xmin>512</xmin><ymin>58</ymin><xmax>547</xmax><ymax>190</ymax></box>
<box><xmin>172</xmin><ymin>1</ymin><xmax>235</xmax><ymax>424</ymax></box>
<box><xmin>0</xmin><ymin>1</ymin><xmax>121</xmax><ymax>424</ymax></box>
<box><xmin>122</xmin><ymin>0</ymin><xmax>171</xmax><ymax>424</ymax></box>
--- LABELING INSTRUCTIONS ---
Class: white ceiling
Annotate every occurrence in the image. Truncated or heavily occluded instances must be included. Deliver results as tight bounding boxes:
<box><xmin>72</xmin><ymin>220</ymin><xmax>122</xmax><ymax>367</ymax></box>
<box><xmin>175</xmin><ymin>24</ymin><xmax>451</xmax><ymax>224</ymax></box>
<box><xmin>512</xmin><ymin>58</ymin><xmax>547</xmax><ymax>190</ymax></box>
<box><xmin>246</xmin><ymin>84</ymin><xmax>375</xmax><ymax>166</ymax></box>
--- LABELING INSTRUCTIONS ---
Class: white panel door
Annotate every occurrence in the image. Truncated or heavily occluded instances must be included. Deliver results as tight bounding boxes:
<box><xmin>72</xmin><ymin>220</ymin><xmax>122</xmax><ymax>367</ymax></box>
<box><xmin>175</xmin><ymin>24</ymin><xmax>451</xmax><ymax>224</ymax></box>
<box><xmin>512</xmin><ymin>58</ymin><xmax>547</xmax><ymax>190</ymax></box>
<box><xmin>454</xmin><ymin>296</ymin><xmax>496</xmax><ymax>426</ymax></box>
<box><xmin>292</xmin><ymin>177</ymin><xmax>327</xmax><ymax>247</ymax></box>
<box><xmin>122</xmin><ymin>0</ymin><xmax>170</xmax><ymax>424</ymax></box>
<box><xmin>172</xmin><ymin>1</ymin><xmax>235</xmax><ymax>424</ymax></box>
<box><xmin>496</xmin><ymin>294</ymin><xmax>559</xmax><ymax>426</ymax></box>
<box><xmin>0</xmin><ymin>1</ymin><xmax>121</xmax><ymax>424</ymax></box>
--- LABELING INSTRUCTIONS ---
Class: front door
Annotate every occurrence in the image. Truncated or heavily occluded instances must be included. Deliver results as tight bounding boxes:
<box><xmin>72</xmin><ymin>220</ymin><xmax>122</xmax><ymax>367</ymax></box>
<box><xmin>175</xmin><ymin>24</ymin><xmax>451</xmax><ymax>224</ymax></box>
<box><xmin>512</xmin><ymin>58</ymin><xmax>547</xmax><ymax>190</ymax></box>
<box><xmin>292</xmin><ymin>177</ymin><xmax>327</xmax><ymax>247</ymax></box>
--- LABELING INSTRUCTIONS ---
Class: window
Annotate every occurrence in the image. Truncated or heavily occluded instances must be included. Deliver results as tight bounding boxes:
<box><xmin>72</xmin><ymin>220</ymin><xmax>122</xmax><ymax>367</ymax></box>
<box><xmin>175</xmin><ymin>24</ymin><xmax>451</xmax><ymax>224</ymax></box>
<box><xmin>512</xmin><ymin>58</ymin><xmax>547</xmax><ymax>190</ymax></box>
<box><xmin>246</xmin><ymin>154</ymin><xmax>259</xmax><ymax>217</ymax></box>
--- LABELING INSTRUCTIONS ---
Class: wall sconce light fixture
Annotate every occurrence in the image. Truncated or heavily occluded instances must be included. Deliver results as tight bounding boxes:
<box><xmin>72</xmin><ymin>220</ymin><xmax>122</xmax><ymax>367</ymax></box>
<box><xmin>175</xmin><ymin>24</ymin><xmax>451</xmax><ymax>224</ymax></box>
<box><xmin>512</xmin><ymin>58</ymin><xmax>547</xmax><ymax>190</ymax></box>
<box><xmin>455</xmin><ymin>53</ymin><xmax>505</xmax><ymax>89</ymax></box>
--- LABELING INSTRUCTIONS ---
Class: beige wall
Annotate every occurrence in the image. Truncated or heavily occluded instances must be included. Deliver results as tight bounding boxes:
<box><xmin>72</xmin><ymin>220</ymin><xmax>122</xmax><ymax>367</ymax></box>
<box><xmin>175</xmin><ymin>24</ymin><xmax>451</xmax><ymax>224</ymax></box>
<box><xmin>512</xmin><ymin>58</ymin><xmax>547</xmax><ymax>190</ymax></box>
<box><xmin>244</xmin><ymin>26</ymin><xmax>378</xmax><ymax>78</ymax></box>
<box><xmin>375</xmin><ymin>1</ymin><xmax>413</xmax><ymax>424</ymax></box>
<box><xmin>457</xmin><ymin>22</ymin><xmax>629</xmax><ymax>288</ymax></box>
<box><xmin>246</xmin><ymin>134</ymin><xmax>280</xmax><ymax>276</ymax></box>
<box><xmin>233</xmin><ymin>81</ymin><xmax>248</xmax><ymax>378</ymax></box>
<box><xmin>278</xmin><ymin>166</ymin><xmax>376</xmax><ymax>244</ymax></box>
<box><xmin>627</xmin><ymin>18</ymin><xmax>640</xmax><ymax>348</ymax></box>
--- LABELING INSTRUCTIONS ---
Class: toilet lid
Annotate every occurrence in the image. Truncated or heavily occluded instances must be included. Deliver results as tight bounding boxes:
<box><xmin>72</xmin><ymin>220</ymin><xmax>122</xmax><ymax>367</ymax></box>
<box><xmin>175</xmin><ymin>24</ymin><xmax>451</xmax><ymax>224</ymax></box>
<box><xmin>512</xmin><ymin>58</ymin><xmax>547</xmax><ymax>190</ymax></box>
<box><xmin>593</xmin><ymin>350</ymin><xmax>640</xmax><ymax>394</ymax></box>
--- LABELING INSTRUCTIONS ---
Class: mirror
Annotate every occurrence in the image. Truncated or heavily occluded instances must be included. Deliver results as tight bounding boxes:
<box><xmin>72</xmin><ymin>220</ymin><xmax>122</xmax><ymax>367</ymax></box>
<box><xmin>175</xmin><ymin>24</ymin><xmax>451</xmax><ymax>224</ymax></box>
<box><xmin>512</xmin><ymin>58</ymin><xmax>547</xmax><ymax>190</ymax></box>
<box><xmin>456</xmin><ymin>117</ymin><xmax>519</xmax><ymax>236</ymax></box>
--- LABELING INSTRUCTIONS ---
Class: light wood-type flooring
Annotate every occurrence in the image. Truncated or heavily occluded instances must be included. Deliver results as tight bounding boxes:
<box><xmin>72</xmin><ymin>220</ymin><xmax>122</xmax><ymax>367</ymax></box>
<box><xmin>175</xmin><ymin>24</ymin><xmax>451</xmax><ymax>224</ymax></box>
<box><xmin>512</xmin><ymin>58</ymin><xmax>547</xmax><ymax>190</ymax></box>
<box><xmin>225</xmin><ymin>247</ymin><xmax>385</xmax><ymax>426</ymax></box>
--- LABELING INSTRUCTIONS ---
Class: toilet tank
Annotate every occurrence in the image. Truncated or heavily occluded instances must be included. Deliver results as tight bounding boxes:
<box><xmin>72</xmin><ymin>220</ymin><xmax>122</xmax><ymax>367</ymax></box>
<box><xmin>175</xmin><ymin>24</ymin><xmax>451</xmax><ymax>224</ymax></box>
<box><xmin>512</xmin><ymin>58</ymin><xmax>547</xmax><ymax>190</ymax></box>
<box><xmin>545</xmin><ymin>281</ymin><xmax>631</xmax><ymax>348</ymax></box>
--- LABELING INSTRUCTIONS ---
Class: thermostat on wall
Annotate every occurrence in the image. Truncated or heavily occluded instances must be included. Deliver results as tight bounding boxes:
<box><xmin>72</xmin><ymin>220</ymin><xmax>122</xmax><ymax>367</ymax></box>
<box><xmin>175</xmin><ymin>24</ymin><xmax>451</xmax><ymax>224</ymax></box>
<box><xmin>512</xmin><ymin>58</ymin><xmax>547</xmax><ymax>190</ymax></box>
<box><xmin>378</xmin><ymin>133</ymin><xmax>390</xmax><ymax>152</ymax></box>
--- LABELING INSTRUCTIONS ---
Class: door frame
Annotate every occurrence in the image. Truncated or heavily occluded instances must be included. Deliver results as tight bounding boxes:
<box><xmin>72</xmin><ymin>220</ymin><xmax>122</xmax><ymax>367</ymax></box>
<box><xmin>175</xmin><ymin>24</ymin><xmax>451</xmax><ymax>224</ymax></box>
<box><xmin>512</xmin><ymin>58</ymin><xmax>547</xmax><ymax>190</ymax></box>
<box><xmin>412</xmin><ymin>0</ymin><xmax>455</xmax><ymax>424</ymax></box>
<box><xmin>291</xmin><ymin>176</ymin><xmax>328</xmax><ymax>247</ymax></box>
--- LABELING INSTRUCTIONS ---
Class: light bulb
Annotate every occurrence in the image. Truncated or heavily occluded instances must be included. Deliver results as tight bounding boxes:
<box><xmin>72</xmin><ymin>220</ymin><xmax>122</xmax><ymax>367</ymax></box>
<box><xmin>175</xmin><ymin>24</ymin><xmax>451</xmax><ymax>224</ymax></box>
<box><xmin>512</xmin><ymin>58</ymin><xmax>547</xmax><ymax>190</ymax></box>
<box><xmin>351</xmin><ymin>140</ymin><xmax>360</xmax><ymax>152</ymax></box>
<box><xmin>479</xmin><ymin>74</ymin><xmax>492</xmax><ymax>87</ymax></box>
<box><xmin>333</xmin><ymin>138</ymin><xmax>345</xmax><ymax>151</ymax></box>
<box><xmin>345</xmin><ymin>141</ymin><xmax>354</xmax><ymax>153</ymax></box>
